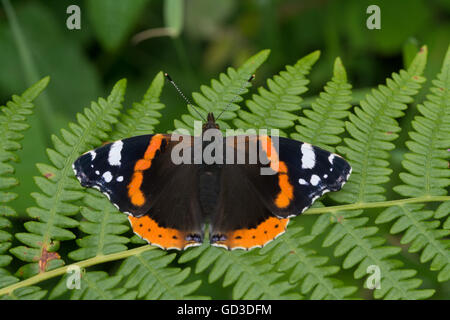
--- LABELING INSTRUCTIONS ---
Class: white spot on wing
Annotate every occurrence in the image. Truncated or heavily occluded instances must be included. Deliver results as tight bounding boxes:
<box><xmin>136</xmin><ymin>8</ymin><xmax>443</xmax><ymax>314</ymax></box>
<box><xmin>116</xmin><ymin>176</ymin><xmax>124</xmax><ymax>182</ymax></box>
<box><xmin>298</xmin><ymin>178</ymin><xmax>308</xmax><ymax>185</ymax></box>
<box><xmin>328</xmin><ymin>154</ymin><xmax>335</xmax><ymax>164</ymax></box>
<box><xmin>90</xmin><ymin>151</ymin><xmax>96</xmax><ymax>161</ymax></box>
<box><xmin>95</xmin><ymin>170</ymin><xmax>100</xmax><ymax>175</ymax></box>
<box><xmin>310</xmin><ymin>174</ymin><xmax>321</xmax><ymax>186</ymax></box>
<box><xmin>108</xmin><ymin>141</ymin><xmax>123</xmax><ymax>166</ymax></box>
<box><xmin>301</xmin><ymin>143</ymin><xmax>316</xmax><ymax>169</ymax></box>
<box><xmin>103</xmin><ymin>171</ymin><xmax>113</xmax><ymax>183</ymax></box>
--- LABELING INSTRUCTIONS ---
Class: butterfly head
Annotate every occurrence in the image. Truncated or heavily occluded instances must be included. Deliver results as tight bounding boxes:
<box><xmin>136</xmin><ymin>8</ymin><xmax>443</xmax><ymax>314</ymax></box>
<box><xmin>203</xmin><ymin>112</ymin><xmax>220</xmax><ymax>131</ymax></box>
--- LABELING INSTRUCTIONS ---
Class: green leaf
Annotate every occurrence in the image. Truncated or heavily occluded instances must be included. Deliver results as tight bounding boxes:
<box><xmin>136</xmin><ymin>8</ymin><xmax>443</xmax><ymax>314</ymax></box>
<box><xmin>68</xmin><ymin>73</ymin><xmax>166</xmax><ymax>262</ymax></box>
<box><xmin>50</xmin><ymin>271</ymin><xmax>133</xmax><ymax>300</ymax></box>
<box><xmin>112</xmin><ymin>71</ymin><xmax>165</xmax><ymax>139</ymax></box>
<box><xmin>380</xmin><ymin>44</ymin><xmax>450</xmax><ymax>283</ymax></box>
<box><xmin>0</xmin><ymin>77</ymin><xmax>49</xmax><ymax>290</ymax></box>
<box><xmin>261</xmin><ymin>224</ymin><xmax>357</xmax><ymax>299</ymax></box>
<box><xmin>11</xmin><ymin>79</ymin><xmax>126</xmax><ymax>277</ymax></box>
<box><xmin>235</xmin><ymin>51</ymin><xmax>320</xmax><ymax>136</ymax></box>
<box><xmin>317</xmin><ymin>47</ymin><xmax>435</xmax><ymax>300</ymax></box>
<box><xmin>1</xmin><ymin>286</ymin><xmax>46</xmax><ymax>300</ymax></box>
<box><xmin>87</xmin><ymin>0</ymin><xmax>150</xmax><ymax>51</ymax></box>
<box><xmin>334</xmin><ymin>45</ymin><xmax>428</xmax><ymax>204</ymax></box>
<box><xmin>292</xmin><ymin>56</ymin><xmax>352</xmax><ymax>151</ymax></box>
<box><xmin>68</xmin><ymin>195</ymin><xmax>130</xmax><ymax>261</ymax></box>
<box><xmin>174</xmin><ymin>49</ymin><xmax>270</xmax><ymax>133</ymax></box>
<box><xmin>164</xmin><ymin>0</ymin><xmax>184</xmax><ymax>37</ymax></box>
<box><xmin>180</xmin><ymin>246</ymin><xmax>302</xmax><ymax>300</ymax></box>
<box><xmin>117</xmin><ymin>250</ymin><xmax>205</xmax><ymax>299</ymax></box>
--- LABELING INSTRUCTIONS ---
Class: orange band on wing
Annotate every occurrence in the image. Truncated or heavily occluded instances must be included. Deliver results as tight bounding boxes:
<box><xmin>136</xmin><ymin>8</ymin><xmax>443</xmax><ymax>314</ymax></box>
<box><xmin>129</xmin><ymin>215</ymin><xmax>199</xmax><ymax>250</ymax></box>
<box><xmin>213</xmin><ymin>217</ymin><xmax>289</xmax><ymax>250</ymax></box>
<box><xmin>127</xmin><ymin>134</ymin><xmax>164</xmax><ymax>207</ymax></box>
<box><xmin>259</xmin><ymin>136</ymin><xmax>294</xmax><ymax>208</ymax></box>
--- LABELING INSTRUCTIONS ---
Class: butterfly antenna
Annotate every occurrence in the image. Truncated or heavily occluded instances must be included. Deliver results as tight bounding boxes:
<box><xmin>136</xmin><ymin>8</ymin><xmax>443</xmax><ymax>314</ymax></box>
<box><xmin>164</xmin><ymin>73</ymin><xmax>206</xmax><ymax>121</ymax></box>
<box><xmin>215</xmin><ymin>74</ymin><xmax>255</xmax><ymax>122</ymax></box>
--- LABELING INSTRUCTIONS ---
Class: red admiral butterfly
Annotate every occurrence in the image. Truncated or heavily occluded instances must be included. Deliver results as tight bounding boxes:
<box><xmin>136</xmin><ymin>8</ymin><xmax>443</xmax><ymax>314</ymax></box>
<box><xmin>73</xmin><ymin>76</ymin><xmax>351</xmax><ymax>251</ymax></box>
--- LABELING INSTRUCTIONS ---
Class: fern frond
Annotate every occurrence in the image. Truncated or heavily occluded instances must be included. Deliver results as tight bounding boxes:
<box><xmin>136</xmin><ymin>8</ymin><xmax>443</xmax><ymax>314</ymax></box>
<box><xmin>179</xmin><ymin>246</ymin><xmax>302</xmax><ymax>299</ymax></box>
<box><xmin>394</xmin><ymin>45</ymin><xmax>450</xmax><ymax>198</ymax></box>
<box><xmin>376</xmin><ymin>45</ymin><xmax>450</xmax><ymax>282</ymax></box>
<box><xmin>68</xmin><ymin>194</ymin><xmax>130</xmax><ymax>261</ymax></box>
<box><xmin>254</xmin><ymin>58</ymin><xmax>355</xmax><ymax>299</ymax></box>
<box><xmin>292</xmin><ymin>57</ymin><xmax>352</xmax><ymax>152</ymax></box>
<box><xmin>174</xmin><ymin>50</ymin><xmax>270</xmax><ymax>132</ymax></box>
<box><xmin>1</xmin><ymin>286</ymin><xmax>47</xmax><ymax>300</ymax></box>
<box><xmin>335</xmin><ymin>47</ymin><xmax>427</xmax><ymax>203</ymax></box>
<box><xmin>50</xmin><ymin>271</ymin><xmax>136</xmax><ymax>300</ymax></box>
<box><xmin>10</xmin><ymin>80</ymin><xmax>127</xmax><ymax>278</ymax></box>
<box><xmin>69</xmin><ymin>73</ymin><xmax>166</xmax><ymax>261</ymax></box>
<box><xmin>312</xmin><ymin>47</ymin><xmax>435</xmax><ymax>299</ymax></box>
<box><xmin>112</xmin><ymin>71</ymin><xmax>165</xmax><ymax>139</ymax></box>
<box><xmin>0</xmin><ymin>77</ymin><xmax>49</xmax><ymax>290</ymax></box>
<box><xmin>260</xmin><ymin>224</ymin><xmax>357</xmax><ymax>299</ymax></box>
<box><xmin>117</xmin><ymin>250</ymin><xmax>204</xmax><ymax>299</ymax></box>
<box><xmin>234</xmin><ymin>51</ymin><xmax>320</xmax><ymax>136</ymax></box>
<box><xmin>66</xmin><ymin>272</ymin><xmax>132</xmax><ymax>300</ymax></box>
<box><xmin>316</xmin><ymin>209</ymin><xmax>433</xmax><ymax>299</ymax></box>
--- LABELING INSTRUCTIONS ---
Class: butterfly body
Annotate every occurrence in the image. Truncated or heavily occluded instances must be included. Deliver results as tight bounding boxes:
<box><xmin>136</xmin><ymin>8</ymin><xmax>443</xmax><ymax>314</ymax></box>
<box><xmin>73</xmin><ymin>113</ymin><xmax>351</xmax><ymax>250</ymax></box>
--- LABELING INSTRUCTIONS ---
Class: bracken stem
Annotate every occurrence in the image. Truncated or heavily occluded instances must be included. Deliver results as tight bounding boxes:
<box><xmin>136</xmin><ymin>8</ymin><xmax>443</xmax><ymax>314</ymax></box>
<box><xmin>0</xmin><ymin>195</ymin><xmax>448</xmax><ymax>297</ymax></box>
<box><xmin>0</xmin><ymin>246</ymin><xmax>156</xmax><ymax>297</ymax></box>
<box><xmin>304</xmin><ymin>195</ymin><xmax>450</xmax><ymax>215</ymax></box>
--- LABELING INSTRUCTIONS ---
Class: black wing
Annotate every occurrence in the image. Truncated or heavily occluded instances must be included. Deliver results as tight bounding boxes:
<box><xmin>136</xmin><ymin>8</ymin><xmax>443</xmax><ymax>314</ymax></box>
<box><xmin>73</xmin><ymin>134</ymin><xmax>204</xmax><ymax>250</ymax></box>
<box><xmin>209</xmin><ymin>135</ymin><xmax>351</xmax><ymax>250</ymax></box>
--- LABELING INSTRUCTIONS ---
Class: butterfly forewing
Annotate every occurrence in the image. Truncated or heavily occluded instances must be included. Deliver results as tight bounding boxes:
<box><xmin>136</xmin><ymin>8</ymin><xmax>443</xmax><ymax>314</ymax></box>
<box><xmin>73</xmin><ymin>134</ymin><xmax>205</xmax><ymax>250</ymax></box>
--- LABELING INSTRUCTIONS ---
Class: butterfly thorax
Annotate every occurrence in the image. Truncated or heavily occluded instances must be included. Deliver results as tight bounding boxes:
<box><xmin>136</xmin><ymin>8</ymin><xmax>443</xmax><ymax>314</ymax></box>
<box><xmin>202</xmin><ymin>112</ymin><xmax>220</xmax><ymax>131</ymax></box>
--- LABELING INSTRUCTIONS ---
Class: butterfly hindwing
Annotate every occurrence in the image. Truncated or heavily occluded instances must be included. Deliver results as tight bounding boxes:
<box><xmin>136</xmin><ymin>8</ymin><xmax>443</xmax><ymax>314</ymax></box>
<box><xmin>209</xmin><ymin>161</ymin><xmax>290</xmax><ymax>250</ymax></box>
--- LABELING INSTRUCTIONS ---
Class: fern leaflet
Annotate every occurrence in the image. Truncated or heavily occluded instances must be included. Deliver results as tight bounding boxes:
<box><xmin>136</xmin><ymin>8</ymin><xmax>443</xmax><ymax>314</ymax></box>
<box><xmin>313</xmin><ymin>47</ymin><xmax>435</xmax><ymax>299</ymax></box>
<box><xmin>117</xmin><ymin>250</ymin><xmax>204</xmax><ymax>299</ymax></box>
<box><xmin>292</xmin><ymin>57</ymin><xmax>352</xmax><ymax>152</ymax></box>
<box><xmin>0</xmin><ymin>77</ymin><xmax>49</xmax><ymax>291</ymax></box>
<box><xmin>50</xmin><ymin>271</ymin><xmax>136</xmax><ymax>300</ymax></box>
<box><xmin>260</xmin><ymin>224</ymin><xmax>357</xmax><ymax>299</ymax></box>
<box><xmin>174</xmin><ymin>50</ymin><xmax>270</xmax><ymax>132</ymax></box>
<box><xmin>234</xmin><ymin>51</ymin><xmax>320</xmax><ymax>136</ymax></box>
<box><xmin>180</xmin><ymin>245</ymin><xmax>302</xmax><ymax>299</ymax></box>
<box><xmin>69</xmin><ymin>73</ymin><xmax>166</xmax><ymax>261</ymax></box>
<box><xmin>112</xmin><ymin>71</ymin><xmax>165</xmax><ymax>140</ymax></box>
<box><xmin>10</xmin><ymin>79</ymin><xmax>127</xmax><ymax>278</ymax></box>
<box><xmin>376</xmin><ymin>44</ymin><xmax>450</xmax><ymax>282</ymax></box>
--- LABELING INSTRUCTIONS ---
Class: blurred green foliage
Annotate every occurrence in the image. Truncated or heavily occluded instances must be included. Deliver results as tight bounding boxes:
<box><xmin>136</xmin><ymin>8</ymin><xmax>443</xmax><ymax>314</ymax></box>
<box><xmin>0</xmin><ymin>0</ymin><xmax>448</xmax><ymax>299</ymax></box>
